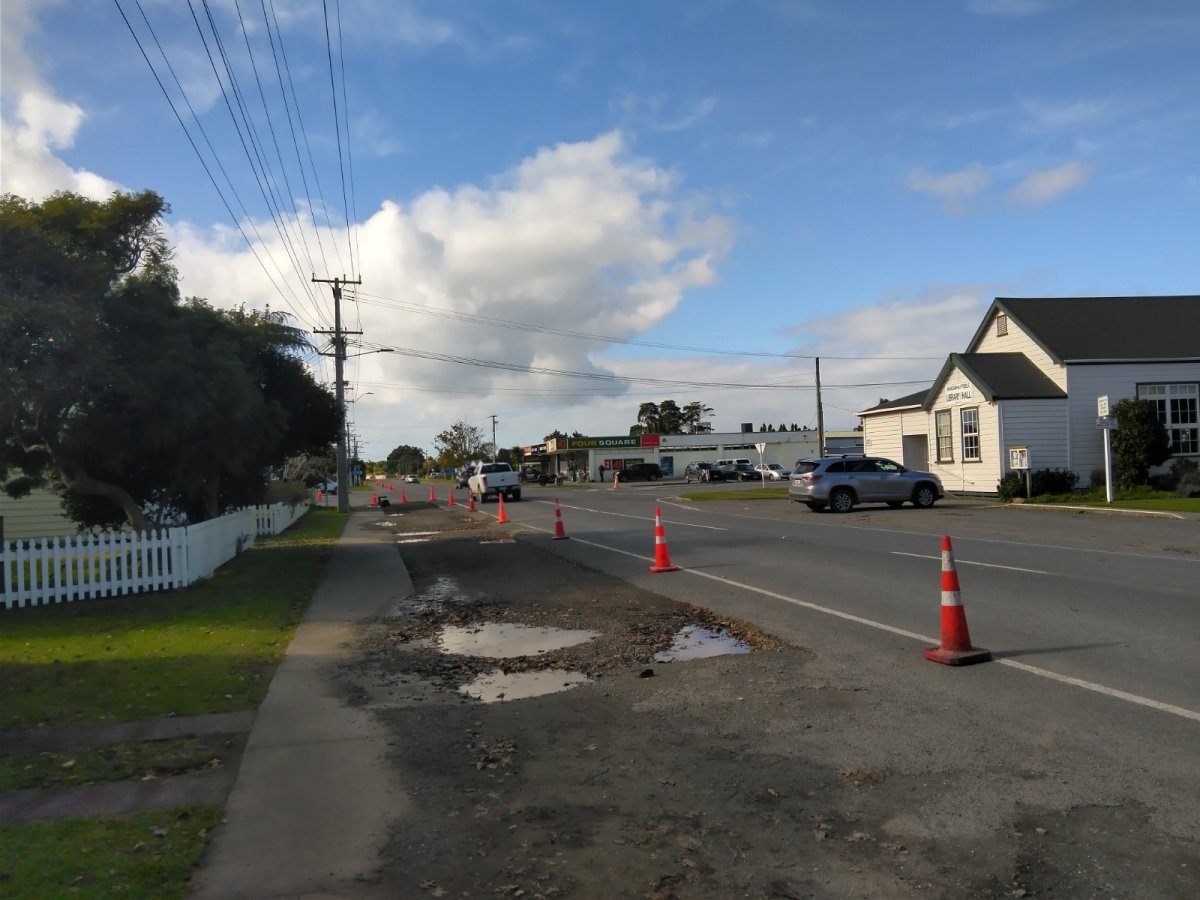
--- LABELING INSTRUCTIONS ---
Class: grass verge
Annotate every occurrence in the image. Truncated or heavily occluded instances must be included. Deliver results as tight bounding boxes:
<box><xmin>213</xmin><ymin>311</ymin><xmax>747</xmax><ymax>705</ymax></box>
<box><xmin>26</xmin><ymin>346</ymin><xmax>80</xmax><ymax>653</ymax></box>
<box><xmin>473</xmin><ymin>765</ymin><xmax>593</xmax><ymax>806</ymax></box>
<box><xmin>0</xmin><ymin>735</ymin><xmax>245</xmax><ymax>793</ymax></box>
<box><xmin>1020</xmin><ymin>489</ymin><xmax>1200</xmax><ymax>513</ymax></box>
<box><xmin>0</xmin><ymin>805</ymin><xmax>223</xmax><ymax>899</ymax></box>
<box><xmin>0</xmin><ymin>508</ymin><xmax>345</xmax><ymax>731</ymax></box>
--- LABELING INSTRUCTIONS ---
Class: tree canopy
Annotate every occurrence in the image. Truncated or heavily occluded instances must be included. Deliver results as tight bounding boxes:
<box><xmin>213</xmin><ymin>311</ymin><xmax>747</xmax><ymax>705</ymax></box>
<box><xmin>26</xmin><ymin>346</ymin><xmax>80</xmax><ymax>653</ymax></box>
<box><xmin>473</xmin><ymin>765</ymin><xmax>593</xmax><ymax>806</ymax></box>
<box><xmin>432</xmin><ymin>421</ymin><xmax>487</xmax><ymax>469</ymax></box>
<box><xmin>628</xmin><ymin>400</ymin><xmax>713</xmax><ymax>436</ymax></box>
<box><xmin>1</xmin><ymin>190</ymin><xmax>340</xmax><ymax>530</ymax></box>
<box><xmin>386</xmin><ymin>444</ymin><xmax>426</xmax><ymax>475</ymax></box>
<box><xmin>1110</xmin><ymin>398</ymin><xmax>1171</xmax><ymax>490</ymax></box>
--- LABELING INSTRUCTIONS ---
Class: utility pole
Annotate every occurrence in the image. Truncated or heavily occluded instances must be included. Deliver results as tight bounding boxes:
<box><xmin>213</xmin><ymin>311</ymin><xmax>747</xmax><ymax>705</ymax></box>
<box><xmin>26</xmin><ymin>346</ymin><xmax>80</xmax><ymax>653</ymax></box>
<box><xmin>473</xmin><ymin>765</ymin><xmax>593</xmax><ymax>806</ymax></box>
<box><xmin>815</xmin><ymin>357</ymin><xmax>825</xmax><ymax>457</ymax></box>
<box><xmin>489</xmin><ymin>414</ymin><xmax>499</xmax><ymax>462</ymax></box>
<box><xmin>313</xmin><ymin>276</ymin><xmax>362</xmax><ymax>514</ymax></box>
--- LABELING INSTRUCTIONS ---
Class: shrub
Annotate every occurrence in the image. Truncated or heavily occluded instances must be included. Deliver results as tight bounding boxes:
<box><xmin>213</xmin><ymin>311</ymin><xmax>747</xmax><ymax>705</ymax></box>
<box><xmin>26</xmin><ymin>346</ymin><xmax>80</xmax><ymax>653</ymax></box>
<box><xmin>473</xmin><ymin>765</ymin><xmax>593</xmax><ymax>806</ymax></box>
<box><xmin>1171</xmin><ymin>457</ymin><xmax>1200</xmax><ymax>497</ymax></box>
<box><xmin>997</xmin><ymin>468</ymin><xmax>1078</xmax><ymax>501</ymax></box>
<box><xmin>1110</xmin><ymin>398</ymin><xmax>1171</xmax><ymax>490</ymax></box>
<box><xmin>1089</xmin><ymin>468</ymin><xmax>1106</xmax><ymax>489</ymax></box>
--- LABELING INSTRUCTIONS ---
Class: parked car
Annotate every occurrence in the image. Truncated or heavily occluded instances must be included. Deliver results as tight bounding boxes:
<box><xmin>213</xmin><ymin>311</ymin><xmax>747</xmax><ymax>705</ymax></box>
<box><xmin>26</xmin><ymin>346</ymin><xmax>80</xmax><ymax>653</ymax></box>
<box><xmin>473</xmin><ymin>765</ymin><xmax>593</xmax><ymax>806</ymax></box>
<box><xmin>755</xmin><ymin>463</ymin><xmax>790</xmax><ymax>480</ymax></box>
<box><xmin>788</xmin><ymin>456</ymin><xmax>944</xmax><ymax>513</ymax></box>
<box><xmin>684</xmin><ymin>462</ymin><xmax>721</xmax><ymax>483</ymax></box>
<box><xmin>616</xmin><ymin>463</ymin><xmax>663</xmax><ymax>483</ymax></box>
<box><xmin>728</xmin><ymin>463</ymin><xmax>760</xmax><ymax>482</ymax></box>
<box><xmin>315</xmin><ymin>479</ymin><xmax>337</xmax><ymax>494</ymax></box>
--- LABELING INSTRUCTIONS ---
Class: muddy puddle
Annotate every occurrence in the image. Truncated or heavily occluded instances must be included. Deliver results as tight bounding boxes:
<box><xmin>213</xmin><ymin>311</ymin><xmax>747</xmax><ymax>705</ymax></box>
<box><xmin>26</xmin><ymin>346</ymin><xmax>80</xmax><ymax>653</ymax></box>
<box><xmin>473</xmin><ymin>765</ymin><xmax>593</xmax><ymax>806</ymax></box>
<box><xmin>437</xmin><ymin>622</ymin><xmax>597</xmax><ymax>658</ymax></box>
<box><xmin>460</xmin><ymin>670</ymin><xmax>591</xmax><ymax>703</ymax></box>
<box><xmin>653</xmin><ymin>625</ymin><xmax>751</xmax><ymax>662</ymax></box>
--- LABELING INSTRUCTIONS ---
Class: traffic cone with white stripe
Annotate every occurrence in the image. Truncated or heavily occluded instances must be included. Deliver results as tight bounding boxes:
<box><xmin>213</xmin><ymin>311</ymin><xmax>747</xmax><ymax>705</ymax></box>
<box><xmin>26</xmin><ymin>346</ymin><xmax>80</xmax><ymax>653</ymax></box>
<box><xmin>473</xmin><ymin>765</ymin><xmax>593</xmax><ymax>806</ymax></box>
<box><xmin>552</xmin><ymin>498</ymin><xmax>568</xmax><ymax>540</ymax></box>
<box><xmin>447</xmin><ymin>487</ymin><xmax>456</xmax><ymax>507</ymax></box>
<box><xmin>924</xmin><ymin>535</ymin><xmax>991</xmax><ymax>666</ymax></box>
<box><xmin>496</xmin><ymin>494</ymin><xmax>510</xmax><ymax>524</ymax></box>
<box><xmin>649</xmin><ymin>507</ymin><xmax>679</xmax><ymax>573</ymax></box>
<box><xmin>467</xmin><ymin>492</ymin><xmax>476</xmax><ymax>511</ymax></box>
<box><xmin>369</xmin><ymin>491</ymin><xmax>379</xmax><ymax>508</ymax></box>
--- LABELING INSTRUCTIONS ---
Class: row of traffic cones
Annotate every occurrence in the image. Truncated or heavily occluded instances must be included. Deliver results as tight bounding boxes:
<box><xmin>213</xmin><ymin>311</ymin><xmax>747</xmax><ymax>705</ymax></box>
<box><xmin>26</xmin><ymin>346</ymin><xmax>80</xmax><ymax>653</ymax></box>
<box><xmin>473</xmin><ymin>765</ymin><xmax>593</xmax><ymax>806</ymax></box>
<box><xmin>375</xmin><ymin>489</ymin><xmax>988</xmax><ymax>668</ymax></box>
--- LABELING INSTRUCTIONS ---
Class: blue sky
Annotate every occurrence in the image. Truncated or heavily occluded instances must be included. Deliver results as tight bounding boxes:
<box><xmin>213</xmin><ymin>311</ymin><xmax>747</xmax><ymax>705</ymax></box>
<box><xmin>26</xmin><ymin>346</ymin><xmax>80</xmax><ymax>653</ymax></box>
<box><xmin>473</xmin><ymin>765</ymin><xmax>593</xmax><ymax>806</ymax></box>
<box><xmin>4</xmin><ymin>0</ymin><xmax>1199</xmax><ymax>459</ymax></box>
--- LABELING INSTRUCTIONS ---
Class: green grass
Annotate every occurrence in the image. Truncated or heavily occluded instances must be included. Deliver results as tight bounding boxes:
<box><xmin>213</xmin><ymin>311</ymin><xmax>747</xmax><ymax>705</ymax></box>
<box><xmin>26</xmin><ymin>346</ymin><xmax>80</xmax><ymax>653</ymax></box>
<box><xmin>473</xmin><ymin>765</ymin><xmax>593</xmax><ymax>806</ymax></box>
<box><xmin>679</xmin><ymin>487</ymin><xmax>789</xmax><ymax>501</ymax></box>
<box><xmin>0</xmin><ymin>735</ymin><xmax>245</xmax><ymax>793</ymax></box>
<box><xmin>0</xmin><ymin>805</ymin><xmax>223</xmax><ymax>899</ymax></box>
<box><xmin>1020</xmin><ymin>486</ymin><xmax>1200</xmax><ymax>513</ymax></box>
<box><xmin>0</xmin><ymin>508</ymin><xmax>346</xmax><ymax>731</ymax></box>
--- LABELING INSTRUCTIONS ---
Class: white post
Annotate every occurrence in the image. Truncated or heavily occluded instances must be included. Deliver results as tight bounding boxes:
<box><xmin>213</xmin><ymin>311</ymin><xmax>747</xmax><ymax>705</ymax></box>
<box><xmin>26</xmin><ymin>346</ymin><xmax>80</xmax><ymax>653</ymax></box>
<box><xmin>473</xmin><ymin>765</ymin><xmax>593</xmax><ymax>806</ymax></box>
<box><xmin>1103</xmin><ymin>427</ymin><xmax>1114</xmax><ymax>503</ymax></box>
<box><xmin>755</xmin><ymin>442</ymin><xmax>767</xmax><ymax>487</ymax></box>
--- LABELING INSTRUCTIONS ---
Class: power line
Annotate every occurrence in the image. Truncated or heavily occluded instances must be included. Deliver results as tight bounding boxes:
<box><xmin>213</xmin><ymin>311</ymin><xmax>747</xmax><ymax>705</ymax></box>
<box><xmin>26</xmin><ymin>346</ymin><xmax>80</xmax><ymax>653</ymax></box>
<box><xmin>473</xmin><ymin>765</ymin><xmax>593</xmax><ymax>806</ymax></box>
<box><xmin>322</xmin><ymin>0</ymin><xmax>356</xmax><ymax>277</ymax></box>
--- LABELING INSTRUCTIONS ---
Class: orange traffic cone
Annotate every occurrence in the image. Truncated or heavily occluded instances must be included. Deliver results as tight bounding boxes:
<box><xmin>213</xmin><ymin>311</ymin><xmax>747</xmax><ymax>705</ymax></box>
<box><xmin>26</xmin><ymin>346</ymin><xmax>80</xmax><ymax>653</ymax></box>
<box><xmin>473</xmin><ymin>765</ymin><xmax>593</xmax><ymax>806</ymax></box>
<box><xmin>649</xmin><ymin>507</ymin><xmax>678</xmax><ymax>572</ymax></box>
<box><xmin>428</xmin><ymin>486</ymin><xmax>436</xmax><ymax>502</ymax></box>
<box><xmin>400</xmin><ymin>490</ymin><xmax>408</xmax><ymax>504</ymax></box>
<box><xmin>924</xmin><ymin>536</ymin><xmax>991</xmax><ymax>666</ymax></box>
<box><xmin>447</xmin><ymin>488</ymin><xmax>456</xmax><ymax>507</ymax></box>
<box><xmin>388</xmin><ymin>483</ymin><xmax>394</xmax><ymax>492</ymax></box>
<box><xmin>370</xmin><ymin>491</ymin><xmax>379</xmax><ymax>508</ymax></box>
<box><xmin>496</xmin><ymin>494</ymin><xmax>510</xmax><ymax>524</ymax></box>
<box><xmin>552</xmin><ymin>498</ymin><xmax>568</xmax><ymax>540</ymax></box>
<box><xmin>315</xmin><ymin>488</ymin><xmax>324</xmax><ymax>503</ymax></box>
<box><xmin>467</xmin><ymin>492</ymin><xmax>476</xmax><ymax>512</ymax></box>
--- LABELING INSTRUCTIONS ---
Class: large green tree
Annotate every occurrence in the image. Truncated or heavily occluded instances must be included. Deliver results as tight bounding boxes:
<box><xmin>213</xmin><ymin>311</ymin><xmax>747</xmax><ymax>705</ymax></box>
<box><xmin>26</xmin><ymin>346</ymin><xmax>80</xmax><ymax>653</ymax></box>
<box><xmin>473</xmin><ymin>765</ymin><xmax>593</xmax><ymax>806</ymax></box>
<box><xmin>386</xmin><ymin>444</ymin><xmax>426</xmax><ymax>475</ymax></box>
<box><xmin>630</xmin><ymin>400</ymin><xmax>710</xmax><ymax>436</ymax></box>
<box><xmin>1</xmin><ymin>190</ymin><xmax>340</xmax><ymax>530</ymax></box>
<box><xmin>1110</xmin><ymin>398</ymin><xmax>1171</xmax><ymax>490</ymax></box>
<box><xmin>433</xmin><ymin>421</ymin><xmax>487</xmax><ymax>469</ymax></box>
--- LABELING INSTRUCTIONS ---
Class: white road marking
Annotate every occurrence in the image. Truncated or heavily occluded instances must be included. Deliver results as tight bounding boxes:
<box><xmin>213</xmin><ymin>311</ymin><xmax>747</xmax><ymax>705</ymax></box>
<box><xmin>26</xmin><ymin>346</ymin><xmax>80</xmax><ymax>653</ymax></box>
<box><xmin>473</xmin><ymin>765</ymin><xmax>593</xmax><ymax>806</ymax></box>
<box><xmin>541</xmin><ymin>501</ymin><xmax>727</xmax><ymax>531</ymax></box>
<box><xmin>890</xmin><ymin>551</ymin><xmax>1050</xmax><ymax>575</ymax></box>
<box><xmin>524</xmin><ymin>526</ymin><xmax>1200</xmax><ymax>725</ymax></box>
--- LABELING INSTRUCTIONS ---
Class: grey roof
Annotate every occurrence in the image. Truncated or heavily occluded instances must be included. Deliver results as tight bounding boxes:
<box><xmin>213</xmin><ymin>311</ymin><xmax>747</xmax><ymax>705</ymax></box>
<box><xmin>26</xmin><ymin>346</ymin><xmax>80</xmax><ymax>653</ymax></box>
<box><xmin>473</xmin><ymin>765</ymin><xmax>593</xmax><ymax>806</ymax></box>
<box><xmin>979</xmin><ymin>296</ymin><xmax>1200</xmax><ymax>362</ymax></box>
<box><xmin>952</xmin><ymin>353</ymin><xmax>1066</xmax><ymax>400</ymax></box>
<box><xmin>859</xmin><ymin>389</ymin><xmax>929</xmax><ymax>415</ymax></box>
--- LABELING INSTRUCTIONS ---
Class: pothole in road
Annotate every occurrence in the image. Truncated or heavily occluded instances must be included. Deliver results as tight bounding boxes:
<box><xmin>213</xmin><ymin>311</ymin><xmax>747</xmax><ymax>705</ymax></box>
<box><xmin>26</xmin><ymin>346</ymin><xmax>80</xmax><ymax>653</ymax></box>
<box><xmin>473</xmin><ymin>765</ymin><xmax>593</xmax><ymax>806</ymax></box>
<box><xmin>460</xmin><ymin>670</ymin><xmax>591</xmax><ymax>703</ymax></box>
<box><xmin>437</xmin><ymin>622</ymin><xmax>597</xmax><ymax>658</ymax></box>
<box><xmin>653</xmin><ymin>625</ymin><xmax>751</xmax><ymax>662</ymax></box>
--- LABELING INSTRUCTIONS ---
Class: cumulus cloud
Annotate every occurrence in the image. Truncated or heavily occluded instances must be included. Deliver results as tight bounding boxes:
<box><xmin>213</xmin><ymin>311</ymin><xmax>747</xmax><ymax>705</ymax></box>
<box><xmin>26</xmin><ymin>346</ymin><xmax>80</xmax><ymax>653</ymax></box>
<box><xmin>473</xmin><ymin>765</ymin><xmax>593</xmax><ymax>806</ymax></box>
<box><xmin>908</xmin><ymin>163</ymin><xmax>990</xmax><ymax>214</ymax></box>
<box><xmin>0</xmin><ymin>0</ymin><xmax>120</xmax><ymax>200</ymax></box>
<box><xmin>171</xmin><ymin>131</ymin><xmax>737</xmax><ymax>446</ymax></box>
<box><xmin>1007</xmin><ymin>161</ymin><xmax>1095</xmax><ymax>206</ymax></box>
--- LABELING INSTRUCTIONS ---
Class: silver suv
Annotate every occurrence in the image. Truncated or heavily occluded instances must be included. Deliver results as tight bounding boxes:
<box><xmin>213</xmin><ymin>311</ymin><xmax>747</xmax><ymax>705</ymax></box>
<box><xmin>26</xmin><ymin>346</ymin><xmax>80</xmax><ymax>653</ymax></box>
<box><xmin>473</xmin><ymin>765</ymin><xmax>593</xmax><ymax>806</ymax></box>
<box><xmin>788</xmin><ymin>456</ymin><xmax>943</xmax><ymax>513</ymax></box>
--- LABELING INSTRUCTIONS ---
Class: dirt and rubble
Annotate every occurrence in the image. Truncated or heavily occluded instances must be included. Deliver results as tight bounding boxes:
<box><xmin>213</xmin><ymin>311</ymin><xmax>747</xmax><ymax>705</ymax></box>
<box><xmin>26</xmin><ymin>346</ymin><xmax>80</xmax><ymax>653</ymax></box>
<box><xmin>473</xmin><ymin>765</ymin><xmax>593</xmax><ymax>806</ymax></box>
<box><xmin>331</xmin><ymin>504</ymin><xmax>1200</xmax><ymax>900</ymax></box>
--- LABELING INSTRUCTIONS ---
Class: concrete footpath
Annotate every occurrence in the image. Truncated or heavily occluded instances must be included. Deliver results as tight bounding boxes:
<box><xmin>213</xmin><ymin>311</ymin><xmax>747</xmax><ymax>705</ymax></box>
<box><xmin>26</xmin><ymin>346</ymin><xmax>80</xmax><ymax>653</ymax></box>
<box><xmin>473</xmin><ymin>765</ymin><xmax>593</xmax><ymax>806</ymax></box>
<box><xmin>191</xmin><ymin>509</ymin><xmax>413</xmax><ymax>900</ymax></box>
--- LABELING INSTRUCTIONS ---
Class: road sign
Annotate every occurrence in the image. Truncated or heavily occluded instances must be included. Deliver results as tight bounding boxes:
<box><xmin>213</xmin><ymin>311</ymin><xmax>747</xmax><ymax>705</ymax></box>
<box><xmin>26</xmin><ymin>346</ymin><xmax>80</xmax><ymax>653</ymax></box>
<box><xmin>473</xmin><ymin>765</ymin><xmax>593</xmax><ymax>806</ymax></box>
<box><xmin>1095</xmin><ymin>417</ymin><xmax>1117</xmax><ymax>430</ymax></box>
<box><xmin>1097</xmin><ymin>395</ymin><xmax>1109</xmax><ymax>417</ymax></box>
<box><xmin>754</xmin><ymin>442</ymin><xmax>766</xmax><ymax>454</ymax></box>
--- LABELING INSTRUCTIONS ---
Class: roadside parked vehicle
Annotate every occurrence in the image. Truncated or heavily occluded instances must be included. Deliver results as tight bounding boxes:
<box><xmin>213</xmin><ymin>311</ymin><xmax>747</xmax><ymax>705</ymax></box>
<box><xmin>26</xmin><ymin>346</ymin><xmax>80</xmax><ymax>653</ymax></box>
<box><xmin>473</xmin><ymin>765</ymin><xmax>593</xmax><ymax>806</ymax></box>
<box><xmin>616</xmin><ymin>463</ymin><xmax>662</xmax><ymax>482</ymax></box>
<box><xmin>788</xmin><ymin>456</ymin><xmax>944</xmax><ymax>513</ymax></box>
<box><xmin>755</xmin><ymin>463</ymin><xmax>790</xmax><ymax>480</ymax></box>
<box><xmin>729</xmin><ymin>463</ymin><xmax>761</xmax><ymax>482</ymax></box>
<box><xmin>684</xmin><ymin>462</ymin><xmax>719</xmax><ymax>483</ymax></box>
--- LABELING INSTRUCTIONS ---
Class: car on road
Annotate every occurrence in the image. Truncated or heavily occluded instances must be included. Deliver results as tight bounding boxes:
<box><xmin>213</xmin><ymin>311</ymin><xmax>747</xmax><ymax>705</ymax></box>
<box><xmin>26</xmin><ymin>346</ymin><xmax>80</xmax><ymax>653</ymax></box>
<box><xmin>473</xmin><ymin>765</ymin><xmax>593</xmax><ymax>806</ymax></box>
<box><xmin>755</xmin><ymin>463</ymin><xmax>790</xmax><ymax>480</ymax></box>
<box><xmin>406</xmin><ymin>474</ymin><xmax>420</xmax><ymax>484</ymax></box>
<box><xmin>616</xmin><ymin>462</ymin><xmax>663</xmax><ymax>482</ymax></box>
<box><xmin>788</xmin><ymin>455</ymin><xmax>943</xmax><ymax>513</ymax></box>
<box><xmin>314</xmin><ymin>479</ymin><xmax>337</xmax><ymax>494</ymax></box>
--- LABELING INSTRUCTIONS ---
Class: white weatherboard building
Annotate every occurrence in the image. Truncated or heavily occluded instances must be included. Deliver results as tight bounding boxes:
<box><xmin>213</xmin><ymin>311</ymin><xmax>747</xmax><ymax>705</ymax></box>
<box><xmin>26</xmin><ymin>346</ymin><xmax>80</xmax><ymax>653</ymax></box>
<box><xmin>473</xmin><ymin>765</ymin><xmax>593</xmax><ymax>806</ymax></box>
<box><xmin>860</xmin><ymin>296</ymin><xmax>1200</xmax><ymax>495</ymax></box>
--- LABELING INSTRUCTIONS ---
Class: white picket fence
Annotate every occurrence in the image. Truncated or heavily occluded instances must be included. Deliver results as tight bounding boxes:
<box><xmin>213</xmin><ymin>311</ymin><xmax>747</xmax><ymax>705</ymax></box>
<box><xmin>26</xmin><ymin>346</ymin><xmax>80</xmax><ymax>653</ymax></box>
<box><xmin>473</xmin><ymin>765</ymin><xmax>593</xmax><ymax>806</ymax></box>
<box><xmin>1</xmin><ymin>501</ymin><xmax>309</xmax><ymax>610</ymax></box>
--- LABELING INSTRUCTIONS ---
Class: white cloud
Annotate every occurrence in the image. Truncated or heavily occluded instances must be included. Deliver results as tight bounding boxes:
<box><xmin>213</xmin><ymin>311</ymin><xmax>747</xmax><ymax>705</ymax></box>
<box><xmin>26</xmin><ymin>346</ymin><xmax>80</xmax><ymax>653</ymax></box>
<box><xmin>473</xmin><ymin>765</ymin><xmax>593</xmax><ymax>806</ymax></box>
<box><xmin>657</xmin><ymin>96</ymin><xmax>719</xmax><ymax>132</ymax></box>
<box><xmin>1007</xmin><ymin>161</ymin><xmax>1095</xmax><ymax>206</ymax></box>
<box><xmin>0</xmin><ymin>0</ymin><xmax>120</xmax><ymax>200</ymax></box>
<box><xmin>1020</xmin><ymin>98</ymin><xmax>1108</xmax><ymax>131</ymax></box>
<box><xmin>171</xmin><ymin>131</ymin><xmax>737</xmax><ymax>452</ymax></box>
<box><xmin>907</xmin><ymin>163</ymin><xmax>990</xmax><ymax>214</ymax></box>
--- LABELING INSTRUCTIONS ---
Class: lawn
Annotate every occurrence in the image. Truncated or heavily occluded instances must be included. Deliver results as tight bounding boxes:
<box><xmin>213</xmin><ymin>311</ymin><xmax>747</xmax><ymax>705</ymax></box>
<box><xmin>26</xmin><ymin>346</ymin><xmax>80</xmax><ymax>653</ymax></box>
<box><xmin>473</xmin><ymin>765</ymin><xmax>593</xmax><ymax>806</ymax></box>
<box><xmin>0</xmin><ymin>508</ymin><xmax>345</xmax><ymax>897</ymax></box>
<box><xmin>0</xmin><ymin>508</ymin><xmax>345</xmax><ymax>731</ymax></box>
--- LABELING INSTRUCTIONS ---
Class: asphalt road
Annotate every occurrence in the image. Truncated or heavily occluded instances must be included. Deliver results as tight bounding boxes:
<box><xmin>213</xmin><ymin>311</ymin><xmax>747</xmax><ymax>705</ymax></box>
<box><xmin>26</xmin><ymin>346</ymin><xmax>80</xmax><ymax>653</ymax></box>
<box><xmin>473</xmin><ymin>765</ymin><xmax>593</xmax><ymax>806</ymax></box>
<box><xmin>481</xmin><ymin>482</ymin><xmax>1200</xmax><ymax>719</ymax></box>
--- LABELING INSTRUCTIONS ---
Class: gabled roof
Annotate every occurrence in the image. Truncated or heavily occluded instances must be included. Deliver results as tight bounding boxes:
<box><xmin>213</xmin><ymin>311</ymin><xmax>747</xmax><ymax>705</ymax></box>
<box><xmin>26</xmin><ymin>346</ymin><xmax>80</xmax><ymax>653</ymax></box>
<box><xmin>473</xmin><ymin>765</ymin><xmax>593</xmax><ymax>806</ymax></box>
<box><xmin>968</xmin><ymin>295</ymin><xmax>1200</xmax><ymax>362</ymax></box>
<box><xmin>859</xmin><ymin>389</ymin><xmax>929</xmax><ymax>416</ymax></box>
<box><xmin>930</xmin><ymin>352</ymin><xmax>1066</xmax><ymax>404</ymax></box>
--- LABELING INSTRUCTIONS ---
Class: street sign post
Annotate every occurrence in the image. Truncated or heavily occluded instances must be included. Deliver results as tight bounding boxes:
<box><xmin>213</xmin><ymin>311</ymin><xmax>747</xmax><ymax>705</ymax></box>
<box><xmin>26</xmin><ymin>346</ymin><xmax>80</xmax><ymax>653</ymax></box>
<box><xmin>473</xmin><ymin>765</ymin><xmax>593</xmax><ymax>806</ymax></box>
<box><xmin>1098</xmin><ymin>396</ymin><xmax>1115</xmax><ymax>502</ymax></box>
<box><xmin>754</xmin><ymin>442</ymin><xmax>767</xmax><ymax>486</ymax></box>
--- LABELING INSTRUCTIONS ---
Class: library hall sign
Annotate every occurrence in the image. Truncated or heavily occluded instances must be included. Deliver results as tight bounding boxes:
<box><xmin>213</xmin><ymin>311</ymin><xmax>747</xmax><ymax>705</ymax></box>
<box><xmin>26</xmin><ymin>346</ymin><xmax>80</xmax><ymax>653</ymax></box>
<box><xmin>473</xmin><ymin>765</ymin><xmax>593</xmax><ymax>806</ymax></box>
<box><xmin>548</xmin><ymin>435</ymin><xmax>662</xmax><ymax>451</ymax></box>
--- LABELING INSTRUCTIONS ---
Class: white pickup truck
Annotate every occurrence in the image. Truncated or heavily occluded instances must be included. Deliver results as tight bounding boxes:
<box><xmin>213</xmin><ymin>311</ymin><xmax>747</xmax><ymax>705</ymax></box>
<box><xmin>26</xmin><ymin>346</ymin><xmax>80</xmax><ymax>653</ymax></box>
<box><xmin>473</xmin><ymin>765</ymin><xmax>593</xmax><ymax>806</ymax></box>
<box><xmin>468</xmin><ymin>462</ymin><xmax>521</xmax><ymax>503</ymax></box>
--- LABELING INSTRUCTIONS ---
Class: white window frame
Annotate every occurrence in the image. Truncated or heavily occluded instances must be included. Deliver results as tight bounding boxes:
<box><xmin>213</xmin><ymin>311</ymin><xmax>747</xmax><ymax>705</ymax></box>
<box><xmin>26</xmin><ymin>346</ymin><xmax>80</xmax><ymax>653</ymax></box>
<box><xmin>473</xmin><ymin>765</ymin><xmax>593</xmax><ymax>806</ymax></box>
<box><xmin>935</xmin><ymin>410</ymin><xmax>953</xmax><ymax>462</ymax></box>
<box><xmin>1138</xmin><ymin>382</ymin><xmax>1199</xmax><ymax>455</ymax></box>
<box><xmin>960</xmin><ymin>407</ymin><xmax>981</xmax><ymax>461</ymax></box>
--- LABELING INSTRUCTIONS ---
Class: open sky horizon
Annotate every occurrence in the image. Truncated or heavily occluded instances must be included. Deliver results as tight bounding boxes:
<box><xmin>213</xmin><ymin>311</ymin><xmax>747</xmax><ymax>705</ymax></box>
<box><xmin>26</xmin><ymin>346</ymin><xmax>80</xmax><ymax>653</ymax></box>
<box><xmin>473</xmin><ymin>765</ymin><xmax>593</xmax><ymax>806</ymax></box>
<box><xmin>4</xmin><ymin>0</ymin><xmax>1198</xmax><ymax>459</ymax></box>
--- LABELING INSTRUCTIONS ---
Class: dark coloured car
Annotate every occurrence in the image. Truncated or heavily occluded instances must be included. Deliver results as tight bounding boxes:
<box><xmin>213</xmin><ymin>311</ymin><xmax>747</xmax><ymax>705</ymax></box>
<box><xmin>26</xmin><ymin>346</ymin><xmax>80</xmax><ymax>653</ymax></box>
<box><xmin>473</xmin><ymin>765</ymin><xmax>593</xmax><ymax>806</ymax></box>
<box><xmin>728</xmin><ymin>463</ymin><xmax>760</xmax><ymax>482</ymax></box>
<box><xmin>616</xmin><ymin>462</ymin><xmax>663</xmax><ymax>482</ymax></box>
